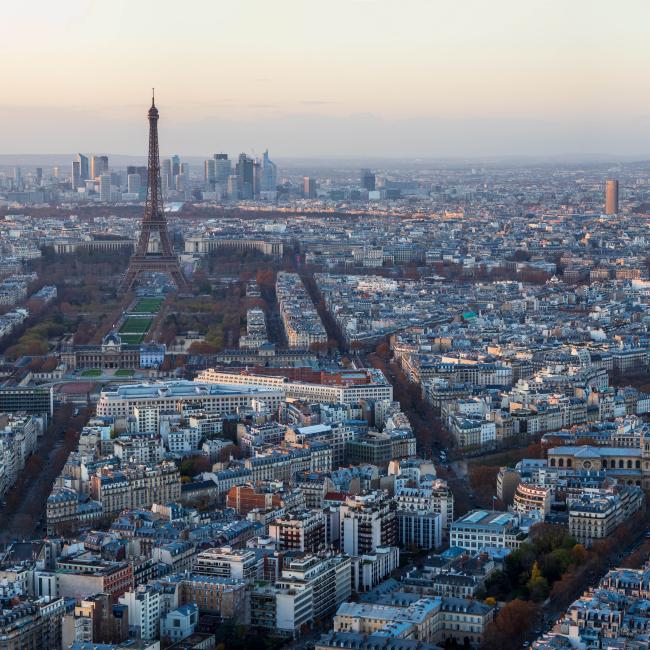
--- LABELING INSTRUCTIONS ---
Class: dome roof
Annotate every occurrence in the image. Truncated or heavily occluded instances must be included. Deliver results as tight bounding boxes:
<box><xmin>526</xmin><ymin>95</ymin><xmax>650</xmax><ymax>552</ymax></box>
<box><xmin>103</xmin><ymin>332</ymin><xmax>122</xmax><ymax>346</ymax></box>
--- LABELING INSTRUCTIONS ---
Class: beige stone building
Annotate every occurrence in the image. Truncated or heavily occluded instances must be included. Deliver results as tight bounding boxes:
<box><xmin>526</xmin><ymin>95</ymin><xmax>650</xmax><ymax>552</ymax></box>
<box><xmin>512</xmin><ymin>483</ymin><xmax>552</xmax><ymax>516</ymax></box>
<box><xmin>89</xmin><ymin>462</ymin><xmax>181</xmax><ymax>516</ymax></box>
<box><xmin>568</xmin><ymin>486</ymin><xmax>644</xmax><ymax>547</ymax></box>
<box><xmin>547</xmin><ymin>438</ymin><xmax>650</xmax><ymax>489</ymax></box>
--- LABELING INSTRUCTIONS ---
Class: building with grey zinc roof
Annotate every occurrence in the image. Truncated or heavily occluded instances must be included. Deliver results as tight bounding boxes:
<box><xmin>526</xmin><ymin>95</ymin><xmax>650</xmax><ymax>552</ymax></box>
<box><xmin>547</xmin><ymin>439</ymin><xmax>650</xmax><ymax>488</ymax></box>
<box><xmin>96</xmin><ymin>380</ymin><xmax>284</xmax><ymax>419</ymax></box>
<box><xmin>315</xmin><ymin>631</ymin><xmax>443</xmax><ymax>650</ymax></box>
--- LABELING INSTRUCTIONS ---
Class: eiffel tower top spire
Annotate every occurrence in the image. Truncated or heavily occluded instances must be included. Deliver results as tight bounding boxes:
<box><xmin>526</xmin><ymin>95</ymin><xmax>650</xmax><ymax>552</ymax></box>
<box><xmin>144</xmin><ymin>90</ymin><xmax>162</xmax><ymax>226</ymax></box>
<box><xmin>149</xmin><ymin>88</ymin><xmax>158</xmax><ymax>120</ymax></box>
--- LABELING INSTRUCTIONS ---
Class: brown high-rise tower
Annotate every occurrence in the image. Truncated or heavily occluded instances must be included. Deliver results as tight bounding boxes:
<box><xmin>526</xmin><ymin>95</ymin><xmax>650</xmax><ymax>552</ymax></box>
<box><xmin>120</xmin><ymin>93</ymin><xmax>189</xmax><ymax>293</ymax></box>
<box><xmin>604</xmin><ymin>179</ymin><xmax>619</xmax><ymax>216</ymax></box>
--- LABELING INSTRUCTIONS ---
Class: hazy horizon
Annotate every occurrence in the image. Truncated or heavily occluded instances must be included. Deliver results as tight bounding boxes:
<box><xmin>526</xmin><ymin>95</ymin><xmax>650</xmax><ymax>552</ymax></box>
<box><xmin>0</xmin><ymin>151</ymin><xmax>647</xmax><ymax>172</ymax></box>
<box><xmin>2</xmin><ymin>0</ymin><xmax>650</xmax><ymax>158</ymax></box>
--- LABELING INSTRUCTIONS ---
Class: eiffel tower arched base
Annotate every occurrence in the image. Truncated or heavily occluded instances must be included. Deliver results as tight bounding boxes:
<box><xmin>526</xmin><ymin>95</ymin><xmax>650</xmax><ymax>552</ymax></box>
<box><xmin>120</xmin><ymin>255</ymin><xmax>190</xmax><ymax>293</ymax></box>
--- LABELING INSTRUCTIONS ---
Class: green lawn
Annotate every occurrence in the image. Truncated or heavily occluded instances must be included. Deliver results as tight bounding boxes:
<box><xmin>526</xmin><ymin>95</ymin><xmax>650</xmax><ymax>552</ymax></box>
<box><xmin>133</xmin><ymin>297</ymin><xmax>163</xmax><ymax>313</ymax></box>
<box><xmin>119</xmin><ymin>317</ymin><xmax>152</xmax><ymax>335</ymax></box>
<box><xmin>120</xmin><ymin>334</ymin><xmax>145</xmax><ymax>345</ymax></box>
<box><xmin>115</xmin><ymin>368</ymin><xmax>134</xmax><ymax>377</ymax></box>
<box><xmin>81</xmin><ymin>368</ymin><xmax>102</xmax><ymax>377</ymax></box>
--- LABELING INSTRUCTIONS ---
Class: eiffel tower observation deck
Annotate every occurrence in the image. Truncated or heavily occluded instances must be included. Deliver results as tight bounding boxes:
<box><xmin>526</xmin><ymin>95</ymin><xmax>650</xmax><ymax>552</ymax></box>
<box><xmin>120</xmin><ymin>92</ymin><xmax>189</xmax><ymax>293</ymax></box>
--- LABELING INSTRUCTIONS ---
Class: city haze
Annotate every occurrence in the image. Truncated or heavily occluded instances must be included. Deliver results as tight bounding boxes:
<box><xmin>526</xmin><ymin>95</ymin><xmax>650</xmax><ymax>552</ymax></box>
<box><xmin>2</xmin><ymin>0</ymin><xmax>650</xmax><ymax>157</ymax></box>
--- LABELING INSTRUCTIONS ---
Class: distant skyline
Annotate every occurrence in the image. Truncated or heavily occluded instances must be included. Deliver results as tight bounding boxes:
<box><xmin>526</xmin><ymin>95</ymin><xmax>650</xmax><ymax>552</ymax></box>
<box><xmin>2</xmin><ymin>0</ymin><xmax>650</xmax><ymax>157</ymax></box>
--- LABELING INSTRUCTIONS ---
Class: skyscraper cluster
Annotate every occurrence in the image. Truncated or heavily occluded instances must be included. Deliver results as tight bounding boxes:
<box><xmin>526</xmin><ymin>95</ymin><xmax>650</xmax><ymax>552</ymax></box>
<box><xmin>161</xmin><ymin>155</ymin><xmax>188</xmax><ymax>193</ymax></box>
<box><xmin>63</xmin><ymin>148</ymin><xmax>279</xmax><ymax>204</ymax></box>
<box><xmin>71</xmin><ymin>153</ymin><xmax>110</xmax><ymax>194</ymax></box>
<box><xmin>202</xmin><ymin>150</ymin><xmax>278</xmax><ymax>200</ymax></box>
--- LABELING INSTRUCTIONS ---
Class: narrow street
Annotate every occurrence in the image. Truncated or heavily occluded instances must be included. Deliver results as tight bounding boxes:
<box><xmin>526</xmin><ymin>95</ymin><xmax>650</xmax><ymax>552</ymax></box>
<box><xmin>0</xmin><ymin>406</ymin><xmax>86</xmax><ymax>542</ymax></box>
<box><xmin>260</xmin><ymin>284</ymin><xmax>286</xmax><ymax>347</ymax></box>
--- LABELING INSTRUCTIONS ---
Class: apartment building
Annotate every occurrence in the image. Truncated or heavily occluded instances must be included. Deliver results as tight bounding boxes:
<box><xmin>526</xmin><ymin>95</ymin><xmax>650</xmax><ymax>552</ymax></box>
<box><xmin>286</xmin><ymin>423</ymin><xmax>357</xmax><ymax>468</ymax></box>
<box><xmin>316</xmin><ymin>632</ymin><xmax>440</xmax><ymax>650</ymax></box>
<box><xmin>113</xmin><ymin>434</ymin><xmax>164</xmax><ymax>465</ymax></box>
<box><xmin>239</xmin><ymin>308</ymin><xmax>268</xmax><ymax>349</ymax></box>
<box><xmin>160</xmin><ymin>604</ymin><xmax>198</xmax><ymax>645</ymax></box>
<box><xmin>207</xmin><ymin>467</ymin><xmax>252</xmax><ymax>496</ymax></box>
<box><xmin>250</xmin><ymin>554</ymin><xmax>351</xmax><ymax>637</ymax></box>
<box><xmin>57</xmin><ymin>556</ymin><xmax>133</xmax><ymax>600</ymax></box>
<box><xmin>0</xmin><ymin>414</ymin><xmax>42</xmax><ymax>497</ymax></box>
<box><xmin>346</xmin><ymin>430</ymin><xmax>417</xmax><ymax>465</ymax></box>
<box><xmin>193</xmin><ymin>547</ymin><xmax>262</xmax><ymax>583</ymax></box>
<box><xmin>177</xmin><ymin>575</ymin><xmax>247</xmax><ymax>621</ymax></box>
<box><xmin>62</xmin><ymin>593</ymin><xmax>129</xmax><ymax>647</ymax></box>
<box><xmin>333</xmin><ymin>599</ymin><xmax>439</xmax><ymax>643</ymax></box>
<box><xmin>281</xmin><ymin>555</ymin><xmax>352</xmax><ymax>622</ymax></box>
<box><xmin>89</xmin><ymin>462</ymin><xmax>181</xmax><ymax>516</ymax></box>
<box><xmin>512</xmin><ymin>483</ymin><xmax>552</xmax><ymax>517</ymax></box>
<box><xmin>294</xmin><ymin>472</ymin><xmax>336</xmax><ymax>509</ymax></box>
<box><xmin>119</xmin><ymin>585</ymin><xmax>162</xmax><ymax>640</ymax></box>
<box><xmin>350</xmin><ymin>546</ymin><xmax>400</xmax><ymax>592</ymax></box>
<box><xmin>226</xmin><ymin>483</ymin><xmax>285</xmax><ymax>514</ymax></box>
<box><xmin>0</xmin><ymin>386</ymin><xmax>53</xmax><ymax>418</ymax></box>
<box><xmin>276</xmin><ymin>272</ymin><xmax>327</xmax><ymax>348</ymax></box>
<box><xmin>152</xmin><ymin>541</ymin><xmax>195</xmax><ymax>574</ymax></box>
<box><xmin>237</xmin><ymin>421</ymin><xmax>286</xmax><ymax>456</ymax></box>
<box><xmin>333</xmin><ymin>595</ymin><xmax>494</xmax><ymax>648</ymax></box>
<box><xmin>394</xmin><ymin>486</ymin><xmax>446</xmax><ymax>549</ymax></box>
<box><xmin>242</xmin><ymin>445</ymin><xmax>331</xmax><ymax>482</ymax></box>
<box><xmin>340</xmin><ymin>491</ymin><xmax>397</xmax><ymax>556</ymax></box>
<box><xmin>568</xmin><ymin>486</ymin><xmax>644</xmax><ymax>546</ymax></box>
<box><xmin>0</xmin><ymin>599</ymin><xmax>65</xmax><ymax>650</ymax></box>
<box><xmin>448</xmin><ymin>414</ymin><xmax>496</xmax><ymax>449</ymax></box>
<box><xmin>269</xmin><ymin>510</ymin><xmax>327</xmax><ymax>552</ymax></box>
<box><xmin>46</xmin><ymin>488</ymin><xmax>103</xmax><ymax>535</ymax></box>
<box><xmin>407</xmin><ymin>358</ymin><xmax>513</xmax><ymax>389</ymax></box>
<box><xmin>250</xmin><ymin>581</ymin><xmax>312</xmax><ymax>638</ymax></box>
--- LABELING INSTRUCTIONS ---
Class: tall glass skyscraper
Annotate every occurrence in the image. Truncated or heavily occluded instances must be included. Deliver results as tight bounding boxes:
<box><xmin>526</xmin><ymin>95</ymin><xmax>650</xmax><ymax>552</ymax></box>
<box><xmin>261</xmin><ymin>150</ymin><xmax>278</xmax><ymax>192</ymax></box>
<box><xmin>71</xmin><ymin>161</ymin><xmax>81</xmax><ymax>189</ymax></box>
<box><xmin>214</xmin><ymin>153</ymin><xmax>231</xmax><ymax>186</ymax></box>
<box><xmin>91</xmin><ymin>155</ymin><xmax>108</xmax><ymax>179</ymax></box>
<box><xmin>77</xmin><ymin>154</ymin><xmax>89</xmax><ymax>181</ymax></box>
<box><xmin>236</xmin><ymin>153</ymin><xmax>255</xmax><ymax>199</ymax></box>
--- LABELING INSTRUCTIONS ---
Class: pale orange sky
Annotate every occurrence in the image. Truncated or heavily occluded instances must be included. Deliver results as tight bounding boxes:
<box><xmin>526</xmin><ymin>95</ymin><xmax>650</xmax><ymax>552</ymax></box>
<box><xmin>1</xmin><ymin>0</ymin><xmax>649</xmax><ymax>157</ymax></box>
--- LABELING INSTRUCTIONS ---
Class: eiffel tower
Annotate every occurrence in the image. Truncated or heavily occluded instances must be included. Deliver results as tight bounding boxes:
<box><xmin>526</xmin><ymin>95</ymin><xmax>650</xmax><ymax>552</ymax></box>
<box><xmin>120</xmin><ymin>92</ymin><xmax>189</xmax><ymax>293</ymax></box>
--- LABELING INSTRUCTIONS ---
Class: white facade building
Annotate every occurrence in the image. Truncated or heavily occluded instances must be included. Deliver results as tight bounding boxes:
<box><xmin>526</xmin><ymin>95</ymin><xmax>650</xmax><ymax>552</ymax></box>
<box><xmin>97</xmin><ymin>381</ymin><xmax>284</xmax><ymax>420</ymax></box>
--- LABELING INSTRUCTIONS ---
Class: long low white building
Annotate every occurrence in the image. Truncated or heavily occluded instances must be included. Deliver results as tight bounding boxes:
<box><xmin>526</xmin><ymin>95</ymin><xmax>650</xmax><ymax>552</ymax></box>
<box><xmin>96</xmin><ymin>380</ymin><xmax>285</xmax><ymax>419</ymax></box>
<box><xmin>197</xmin><ymin>368</ymin><xmax>393</xmax><ymax>404</ymax></box>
